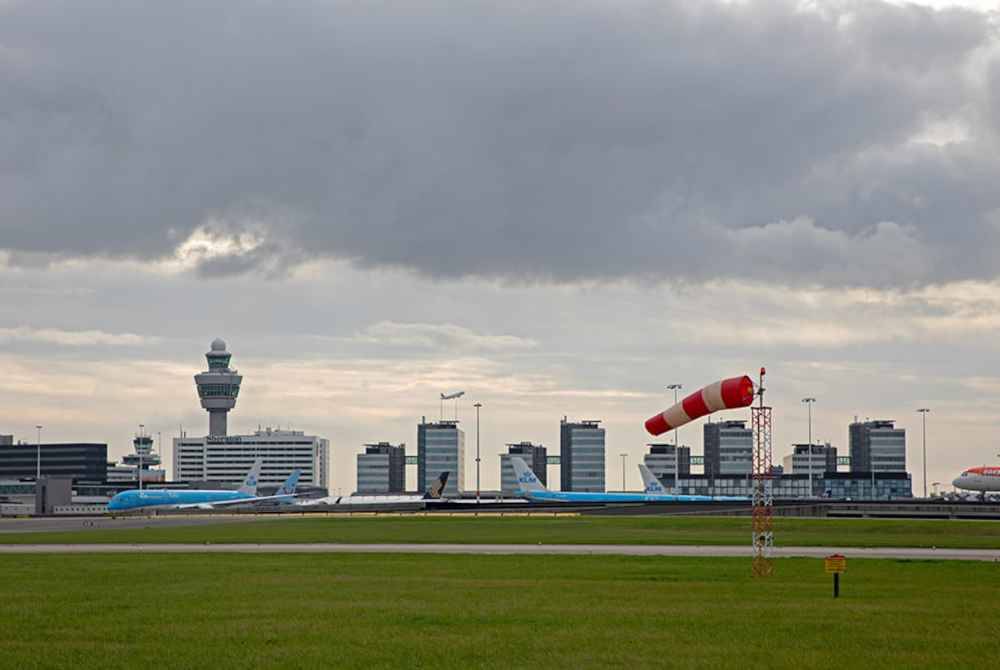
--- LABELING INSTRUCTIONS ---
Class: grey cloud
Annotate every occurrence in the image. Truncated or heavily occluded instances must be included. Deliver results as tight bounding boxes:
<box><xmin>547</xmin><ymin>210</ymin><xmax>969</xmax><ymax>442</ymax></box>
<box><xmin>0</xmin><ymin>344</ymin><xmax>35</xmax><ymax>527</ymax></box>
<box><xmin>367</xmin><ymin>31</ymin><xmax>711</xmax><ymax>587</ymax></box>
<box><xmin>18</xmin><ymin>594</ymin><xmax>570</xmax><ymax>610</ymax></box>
<box><xmin>1</xmin><ymin>1</ymin><xmax>999</xmax><ymax>286</ymax></box>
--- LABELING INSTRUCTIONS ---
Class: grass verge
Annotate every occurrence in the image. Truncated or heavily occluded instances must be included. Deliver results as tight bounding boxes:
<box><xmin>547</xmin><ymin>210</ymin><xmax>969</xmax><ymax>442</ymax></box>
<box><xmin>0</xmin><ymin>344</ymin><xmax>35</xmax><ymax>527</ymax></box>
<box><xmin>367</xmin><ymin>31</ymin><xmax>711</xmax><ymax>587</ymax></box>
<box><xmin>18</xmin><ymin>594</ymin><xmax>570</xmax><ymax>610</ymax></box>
<box><xmin>2</xmin><ymin>553</ymin><xmax>998</xmax><ymax>669</ymax></box>
<box><xmin>1</xmin><ymin>515</ymin><xmax>999</xmax><ymax>548</ymax></box>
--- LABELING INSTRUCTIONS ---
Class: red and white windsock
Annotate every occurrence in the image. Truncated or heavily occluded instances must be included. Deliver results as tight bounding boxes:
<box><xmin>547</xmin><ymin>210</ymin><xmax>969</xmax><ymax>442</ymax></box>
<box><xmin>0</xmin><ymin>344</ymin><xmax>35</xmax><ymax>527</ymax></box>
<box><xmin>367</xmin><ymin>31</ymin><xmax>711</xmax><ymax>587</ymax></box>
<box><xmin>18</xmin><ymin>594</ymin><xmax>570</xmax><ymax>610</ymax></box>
<box><xmin>645</xmin><ymin>376</ymin><xmax>755</xmax><ymax>436</ymax></box>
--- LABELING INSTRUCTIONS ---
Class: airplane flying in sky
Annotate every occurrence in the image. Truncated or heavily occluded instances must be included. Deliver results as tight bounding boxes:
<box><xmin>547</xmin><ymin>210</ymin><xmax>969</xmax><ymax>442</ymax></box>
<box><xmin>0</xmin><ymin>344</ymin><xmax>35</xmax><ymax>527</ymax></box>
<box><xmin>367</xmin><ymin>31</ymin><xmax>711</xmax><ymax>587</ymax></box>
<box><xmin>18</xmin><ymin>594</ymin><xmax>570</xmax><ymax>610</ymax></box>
<box><xmin>296</xmin><ymin>472</ymin><xmax>450</xmax><ymax>507</ymax></box>
<box><xmin>510</xmin><ymin>457</ymin><xmax>747</xmax><ymax>503</ymax></box>
<box><xmin>952</xmin><ymin>466</ymin><xmax>1000</xmax><ymax>501</ymax></box>
<box><xmin>107</xmin><ymin>460</ymin><xmax>303</xmax><ymax>512</ymax></box>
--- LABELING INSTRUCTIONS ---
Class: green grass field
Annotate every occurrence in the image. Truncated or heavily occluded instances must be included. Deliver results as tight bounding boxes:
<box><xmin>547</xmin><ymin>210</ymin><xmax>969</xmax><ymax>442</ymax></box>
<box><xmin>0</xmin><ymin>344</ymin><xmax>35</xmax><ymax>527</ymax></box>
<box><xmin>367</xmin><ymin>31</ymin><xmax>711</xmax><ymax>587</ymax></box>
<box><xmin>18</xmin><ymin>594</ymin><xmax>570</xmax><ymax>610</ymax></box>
<box><xmin>3</xmin><ymin>553</ymin><xmax>998</xmax><ymax>669</ymax></box>
<box><xmin>2</xmin><ymin>515</ymin><xmax>999</xmax><ymax>548</ymax></box>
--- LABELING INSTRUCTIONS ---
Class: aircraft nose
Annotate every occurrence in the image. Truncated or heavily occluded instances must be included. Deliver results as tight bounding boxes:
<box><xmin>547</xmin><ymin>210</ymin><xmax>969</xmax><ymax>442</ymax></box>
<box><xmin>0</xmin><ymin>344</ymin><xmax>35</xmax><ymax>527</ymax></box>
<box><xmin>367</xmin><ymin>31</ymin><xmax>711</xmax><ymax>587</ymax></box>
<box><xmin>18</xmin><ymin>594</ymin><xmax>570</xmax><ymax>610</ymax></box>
<box><xmin>952</xmin><ymin>478</ymin><xmax>962</xmax><ymax>488</ymax></box>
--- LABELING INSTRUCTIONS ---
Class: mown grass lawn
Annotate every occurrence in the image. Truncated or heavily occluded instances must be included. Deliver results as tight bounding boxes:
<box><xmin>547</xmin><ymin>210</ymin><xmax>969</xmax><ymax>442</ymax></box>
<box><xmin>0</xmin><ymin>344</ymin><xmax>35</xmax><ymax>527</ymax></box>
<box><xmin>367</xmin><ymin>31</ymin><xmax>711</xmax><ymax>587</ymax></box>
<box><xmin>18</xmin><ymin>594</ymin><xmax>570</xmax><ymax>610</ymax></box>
<box><xmin>2</xmin><ymin>553</ymin><xmax>998</xmax><ymax>669</ymax></box>
<box><xmin>1</xmin><ymin>515</ymin><xmax>999</xmax><ymax>548</ymax></box>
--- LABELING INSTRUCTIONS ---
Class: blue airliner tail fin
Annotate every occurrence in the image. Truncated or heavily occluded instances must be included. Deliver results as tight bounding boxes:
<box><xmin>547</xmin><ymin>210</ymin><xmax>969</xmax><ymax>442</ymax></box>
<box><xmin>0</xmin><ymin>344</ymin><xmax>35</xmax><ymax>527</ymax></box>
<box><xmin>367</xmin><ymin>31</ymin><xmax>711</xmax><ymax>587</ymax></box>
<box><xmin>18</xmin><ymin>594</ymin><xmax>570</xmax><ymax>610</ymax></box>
<box><xmin>276</xmin><ymin>469</ymin><xmax>301</xmax><ymax>497</ymax></box>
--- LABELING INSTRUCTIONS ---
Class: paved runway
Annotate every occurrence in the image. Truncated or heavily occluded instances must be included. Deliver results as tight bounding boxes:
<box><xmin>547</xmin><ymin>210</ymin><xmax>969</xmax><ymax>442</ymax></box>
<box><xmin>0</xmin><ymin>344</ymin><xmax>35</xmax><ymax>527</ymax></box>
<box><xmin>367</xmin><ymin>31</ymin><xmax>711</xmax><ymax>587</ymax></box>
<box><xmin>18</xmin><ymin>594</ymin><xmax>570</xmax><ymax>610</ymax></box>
<box><xmin>0</xmin><ymin>515</ymin><xmax>272</xmax><ymax>533</ymax></box>
<box><xmin>0</xmin><ymin>543</ymin><xmax>996</xmax><ymax>560</ymax></box>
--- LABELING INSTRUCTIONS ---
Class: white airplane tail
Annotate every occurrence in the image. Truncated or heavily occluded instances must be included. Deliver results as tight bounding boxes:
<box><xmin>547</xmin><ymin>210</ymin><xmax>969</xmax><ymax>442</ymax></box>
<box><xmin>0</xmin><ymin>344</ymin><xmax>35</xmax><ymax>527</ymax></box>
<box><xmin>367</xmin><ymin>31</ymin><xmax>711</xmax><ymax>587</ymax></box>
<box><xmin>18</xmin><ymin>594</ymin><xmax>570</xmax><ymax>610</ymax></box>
<box><xmin>638</xmin><ymin>463</ymin><xmax>668</xmax><ymax>494</ymax></box>
<box><xmin>237</xmin><ymin>458</ymin><xmax>263</xmax><ymax>496</ymax></box>
<box><xmin>510</xmin><ymin>457</ymin><xmax>546</xmax><ymax>495</ymax></box>
<box><xmin>276</xmin><ymin>469</ymin><xmax>301</xmax><ymax>497</ymax></box>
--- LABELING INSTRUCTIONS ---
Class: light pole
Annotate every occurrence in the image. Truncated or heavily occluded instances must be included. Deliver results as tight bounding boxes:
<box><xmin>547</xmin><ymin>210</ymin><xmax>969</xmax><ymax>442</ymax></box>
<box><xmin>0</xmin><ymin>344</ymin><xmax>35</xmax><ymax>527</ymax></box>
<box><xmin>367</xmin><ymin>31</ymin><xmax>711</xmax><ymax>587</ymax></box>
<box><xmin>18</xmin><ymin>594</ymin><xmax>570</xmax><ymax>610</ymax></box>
<box><xmin>473</xmin><ymin>402</ymin><xmax>482</xmax><ymax>504</ymax></box>
<box><xmin>620</xmin><ymin>453</ymin><xmax>627</xmax><ymax>491</ymax></box>
<box><xmin>667</xmin><ymin>384</ymin><xmax>682</xmax><ymax>492</ymax></box>
<box><xmin>35</xmin><ymin>425</ymin><xmax>43</xmax><ymax>480</ymax></box>
<box><xmin>802</xmin><ymin>398</ymin><xmax>816</xmax><ymax>497</ymax></box>
<box><xmin>917</xmin><ymin>408</ymin><xmax>930</xmax><ymax>498</ymax></box>
<box><xmin>138</xmin><ymin>424</ymin><xmax>145</xmax><ymax>491</ymax></box>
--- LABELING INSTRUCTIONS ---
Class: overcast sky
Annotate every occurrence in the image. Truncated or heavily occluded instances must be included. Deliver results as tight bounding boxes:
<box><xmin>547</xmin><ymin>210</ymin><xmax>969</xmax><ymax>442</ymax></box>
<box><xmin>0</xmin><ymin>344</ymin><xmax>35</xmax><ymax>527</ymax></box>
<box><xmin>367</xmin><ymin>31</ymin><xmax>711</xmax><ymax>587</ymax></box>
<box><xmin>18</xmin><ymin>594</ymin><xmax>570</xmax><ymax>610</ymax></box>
<box><xmin>2</xmin><ymin>0</ymin><xmax>999</xmax><ymax>494</ymax></box>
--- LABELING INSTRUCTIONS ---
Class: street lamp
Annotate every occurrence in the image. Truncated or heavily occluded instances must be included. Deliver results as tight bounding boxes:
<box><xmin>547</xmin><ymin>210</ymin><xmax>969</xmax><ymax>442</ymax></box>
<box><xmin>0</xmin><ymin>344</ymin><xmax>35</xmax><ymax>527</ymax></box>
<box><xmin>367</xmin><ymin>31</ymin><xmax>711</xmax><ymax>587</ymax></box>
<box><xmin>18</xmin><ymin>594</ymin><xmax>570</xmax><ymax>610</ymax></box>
<box><xmin>620</xmin><ymin>453</ymin><xmax>627</xmax><ymax>491</ymax></box>
<box><xmin>138</xmin><ymin>424</ymin><xmax>145</xmax><ymax>491</ymax></box>
<box><xmin>917</xmin><ymin>408</ymin><xmax>930</xmax><ymax>498</ymax></box>
<box><xmin>473</xmin><ymin>402</ymin><xmax>482</xmax><ymax>504</ymax></box>
<box><xmin>801</xmin><ymin>398</ymin><xmax>816</xmax><ymax>497</ymax></box>
<box><xmin>666</xmin><ymin>384</ymin><xmax>683</xmax><ymax>492</ymax></box>
<box><xmin>35</xmin><ymin>425</ymin><xmax>43</xmax><ymax>480</ymax></box>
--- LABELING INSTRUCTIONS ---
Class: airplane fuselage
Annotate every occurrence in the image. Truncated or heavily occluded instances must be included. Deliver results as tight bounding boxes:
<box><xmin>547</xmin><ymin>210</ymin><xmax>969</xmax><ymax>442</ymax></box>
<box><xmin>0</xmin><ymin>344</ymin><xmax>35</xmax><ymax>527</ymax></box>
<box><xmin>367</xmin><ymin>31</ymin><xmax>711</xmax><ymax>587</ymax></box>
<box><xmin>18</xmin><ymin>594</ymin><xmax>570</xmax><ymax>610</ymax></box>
<box><xmin>522</xmin><ymin>490</ymin><xmax>747</xmax><ymax>503</ymax></box>
<box><xmin>953</xmin><ymin>467</ymin><xmax>1000</xmax><ymax>493</ymax></box>
<box><xmin>108</xmin><ymin>489</ymin><xmax>255</xmax><ymax>511</ymax></box>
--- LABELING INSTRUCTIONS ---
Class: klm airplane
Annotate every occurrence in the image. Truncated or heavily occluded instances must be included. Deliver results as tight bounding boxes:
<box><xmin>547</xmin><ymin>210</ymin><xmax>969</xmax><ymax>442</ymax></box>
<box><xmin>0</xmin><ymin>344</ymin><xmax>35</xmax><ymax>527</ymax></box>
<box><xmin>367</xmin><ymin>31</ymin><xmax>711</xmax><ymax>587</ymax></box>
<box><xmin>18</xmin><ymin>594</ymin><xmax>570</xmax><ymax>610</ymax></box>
<box><xmin>510</xmin><ymin>457</ymin><xmax>747</xmax><ymax>503</ymax></box>
<box><xmin>107</xmin><ymin>460</ymin><xmax>303</xmax><ymax>512</ymax></box>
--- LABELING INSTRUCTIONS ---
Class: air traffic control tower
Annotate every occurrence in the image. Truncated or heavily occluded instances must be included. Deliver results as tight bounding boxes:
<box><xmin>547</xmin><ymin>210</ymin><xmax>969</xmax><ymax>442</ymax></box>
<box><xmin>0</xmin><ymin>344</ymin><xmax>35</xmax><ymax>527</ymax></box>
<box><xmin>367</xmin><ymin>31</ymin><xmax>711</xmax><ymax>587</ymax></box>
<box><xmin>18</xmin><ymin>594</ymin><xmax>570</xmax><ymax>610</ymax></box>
<box><xmin>194</xmin><ymin>338</ymin><xmax>242</xmax><ymax>437</ymax></box>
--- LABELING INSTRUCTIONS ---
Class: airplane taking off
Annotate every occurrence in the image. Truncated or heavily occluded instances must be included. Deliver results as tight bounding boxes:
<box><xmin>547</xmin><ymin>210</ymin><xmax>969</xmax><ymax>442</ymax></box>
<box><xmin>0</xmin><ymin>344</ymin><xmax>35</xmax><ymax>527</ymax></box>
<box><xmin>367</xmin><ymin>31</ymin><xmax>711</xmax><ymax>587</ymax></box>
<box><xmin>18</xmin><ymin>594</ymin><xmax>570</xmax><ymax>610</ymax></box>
<box><xmin>296</xmin><ymin>472</ymin><xmax>450</xmax><ymax>507</ymax></box>
<box><xmin>107</xmin><ymin>460</ymin><xmax>303</xmax><ymax>512</ymax></box>
<box><xmin>510</xmin><ymin>457</ymin><xmax>747</xmax><ymax>503</ymax></box>
<box><xmin>952</xmin><ymin>466</ymin><xmax>1000</xmax><ymax>501</ymax></box>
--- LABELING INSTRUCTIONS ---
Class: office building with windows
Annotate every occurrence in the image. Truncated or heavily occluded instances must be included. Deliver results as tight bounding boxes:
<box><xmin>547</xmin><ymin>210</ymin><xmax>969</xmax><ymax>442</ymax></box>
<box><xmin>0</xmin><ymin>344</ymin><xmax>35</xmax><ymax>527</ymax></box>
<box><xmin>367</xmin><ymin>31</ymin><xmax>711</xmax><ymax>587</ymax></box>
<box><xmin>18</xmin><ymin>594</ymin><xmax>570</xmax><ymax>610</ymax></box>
<box><xmin>173</xmin><ymin>427</ymin><xmax>328</xmax><ymax>489</ymax></box>
<box><xmin>0</xmin><ymin>441</ymin><xmax>107</xmax><ymax>482</ymax></box>
<box><xmin>703</xmin><ymin>420</ymin><xmax>753</xmax><ymax>477</ymax></box>
<box><xmin>783</xmin><ymin>443</ymin><xmax>838</xmax><ymax>476</ymax></box>
<box><xmin>643</xmin><ymin>443</ymin><xmax>691</xmax><ymax>487</ymax></box>
<box><xmin>417</xmin><ymin>420</ymin><xmax>465</xmax><ymax>496</ymax></box>
<box><xmin>560</xmin><ymin>419</ymin><xmax>605</xmax><ymax>492</ymax></box>
<box><xmin>356</xmin><ymin>442</ymin><xmax>406</xmax><ymax>494</ymax></box>
<box><xmin>500</xmin><ymin>442</ymin><xmax>547</xmax><ymax>495</ymax></box>
<box><xmin>849</xmin><ymin>420</ymin><xmax>906</xmax><ymax>473</ymax></box>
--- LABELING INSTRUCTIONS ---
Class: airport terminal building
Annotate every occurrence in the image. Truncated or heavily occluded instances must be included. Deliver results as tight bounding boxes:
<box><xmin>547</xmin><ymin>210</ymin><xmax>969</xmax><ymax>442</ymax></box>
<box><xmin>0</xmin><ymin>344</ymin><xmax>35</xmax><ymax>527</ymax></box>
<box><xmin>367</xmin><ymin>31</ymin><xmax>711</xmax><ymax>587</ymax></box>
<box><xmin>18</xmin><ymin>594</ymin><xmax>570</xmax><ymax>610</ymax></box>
<box><xmin>172</xmin><ymin>340</ymin><xmax>330</xmax><ymax>489</ymax></box>
<box><xmin>173</xmin><ymin>428</ymin><xmax>329</xmax><ymax>488</ymax></box>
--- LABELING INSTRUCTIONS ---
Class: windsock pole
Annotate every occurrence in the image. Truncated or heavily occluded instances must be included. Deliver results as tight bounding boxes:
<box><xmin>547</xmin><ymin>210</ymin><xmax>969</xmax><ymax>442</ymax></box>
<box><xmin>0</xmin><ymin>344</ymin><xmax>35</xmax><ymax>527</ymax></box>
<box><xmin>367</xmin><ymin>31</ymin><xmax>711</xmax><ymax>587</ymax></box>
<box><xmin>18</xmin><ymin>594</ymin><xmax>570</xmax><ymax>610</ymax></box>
<box><xmin>751</xmin><ymin>366</ymin><xmax>774</xmax><ymax>577</ymax></box>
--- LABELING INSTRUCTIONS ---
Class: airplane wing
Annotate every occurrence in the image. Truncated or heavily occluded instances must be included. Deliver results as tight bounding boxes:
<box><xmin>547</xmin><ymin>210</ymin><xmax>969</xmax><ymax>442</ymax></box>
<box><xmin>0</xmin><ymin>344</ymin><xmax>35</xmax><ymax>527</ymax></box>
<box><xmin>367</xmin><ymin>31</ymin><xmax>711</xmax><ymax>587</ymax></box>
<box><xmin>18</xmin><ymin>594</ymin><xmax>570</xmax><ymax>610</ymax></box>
<box><xmin>174</xmin><ymin>493</ymin><xmax>298</xmax><ymax>510</ymax></box>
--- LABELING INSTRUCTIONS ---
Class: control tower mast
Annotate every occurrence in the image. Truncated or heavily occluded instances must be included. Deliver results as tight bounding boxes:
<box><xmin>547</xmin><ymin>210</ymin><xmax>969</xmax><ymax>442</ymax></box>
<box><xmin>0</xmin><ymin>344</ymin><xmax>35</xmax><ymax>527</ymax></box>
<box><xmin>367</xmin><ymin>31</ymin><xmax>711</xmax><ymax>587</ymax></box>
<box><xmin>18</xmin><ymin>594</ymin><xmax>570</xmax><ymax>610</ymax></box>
<box><xmin>194</xmin><ymin>338</ymin><xmax>242</xmax><ymax>437</ymax></box>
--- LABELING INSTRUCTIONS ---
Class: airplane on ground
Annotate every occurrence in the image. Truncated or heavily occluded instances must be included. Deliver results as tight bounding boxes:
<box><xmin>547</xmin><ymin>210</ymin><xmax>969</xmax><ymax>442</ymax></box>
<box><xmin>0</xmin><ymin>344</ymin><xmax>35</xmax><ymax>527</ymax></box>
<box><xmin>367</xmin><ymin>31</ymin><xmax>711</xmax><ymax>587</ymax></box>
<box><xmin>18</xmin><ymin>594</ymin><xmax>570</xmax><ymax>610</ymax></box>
<box><xmin>638</xmin><ymin>463</ymin><xmax>670</xmax><ymax>494</ymax></box>
<box><xmin>107</xmin><ymin>460</ymin><xmax>303</xmax><ymax>512</ymax></box>
<box><xmin>295</xmin><ymin>472</ymin><xmax>450</xmax><ymax>506</ymax></box>
<box><xmin>952</xmin><ymin>466</ymin><xmax>1000</xmax><ymax>501</ymax></box>
<box><xmin>510</xmin><ymin>457</ymin><xmax>747</xmax><ymax>503</ymax></box>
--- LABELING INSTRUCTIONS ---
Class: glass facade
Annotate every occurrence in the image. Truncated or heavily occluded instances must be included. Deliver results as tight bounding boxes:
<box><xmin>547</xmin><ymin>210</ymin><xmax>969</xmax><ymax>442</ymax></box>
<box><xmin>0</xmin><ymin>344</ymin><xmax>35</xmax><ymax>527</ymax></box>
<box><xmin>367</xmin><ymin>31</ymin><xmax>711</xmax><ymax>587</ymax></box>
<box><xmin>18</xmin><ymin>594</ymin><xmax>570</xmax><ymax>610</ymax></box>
<box><xmin>560</xmin><ymin>420</ymin><xmax>605</xmax><ymax>492</ymax></box>
<box><xmin>356</xmin><ymin>443</ymin><xmax>405</xmax><ymax>494</ymax></box>
<box><xmin>850</xmin><ymin>421</ymin><xmax>906</xmax><ymax>473</ymax></box>
<box><xmin>417</xmin><ymin>422</ymin><xmax>465</xmax><ymax>496</ymax></box>
<box><xmin>704</xmin><ymin>421</ymin><xmax>752</xmax><ymax>476</ymax></box>
<box><xmin>197</xmin><ymin>383</ymin><xmax>240</xmax><ymax>398</ymax></box>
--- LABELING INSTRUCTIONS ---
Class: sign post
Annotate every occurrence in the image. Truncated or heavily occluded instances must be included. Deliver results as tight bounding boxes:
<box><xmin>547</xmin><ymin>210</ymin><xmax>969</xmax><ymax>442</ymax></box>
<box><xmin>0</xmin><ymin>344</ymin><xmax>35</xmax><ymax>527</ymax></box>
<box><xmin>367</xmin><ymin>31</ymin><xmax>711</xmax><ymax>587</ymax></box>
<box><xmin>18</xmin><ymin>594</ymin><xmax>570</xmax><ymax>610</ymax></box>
<box><xmin>824</xmin><ymin>554</ymin><xmax>846</xmax><ymax>597</ymax></box>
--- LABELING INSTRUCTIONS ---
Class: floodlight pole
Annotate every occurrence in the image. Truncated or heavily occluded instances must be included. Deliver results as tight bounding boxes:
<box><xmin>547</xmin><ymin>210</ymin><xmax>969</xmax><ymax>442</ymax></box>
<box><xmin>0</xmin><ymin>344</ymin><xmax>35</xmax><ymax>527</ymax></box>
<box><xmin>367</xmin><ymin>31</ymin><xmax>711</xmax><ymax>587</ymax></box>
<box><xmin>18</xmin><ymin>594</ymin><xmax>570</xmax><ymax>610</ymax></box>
<box><xmin>917</xmin><ymin>408</ymin><xmax>930</xmax><ymax>498</ymax></box>
<box><xmin>802</xmin><ymin>398</ymin><xmax>816</xmax><ymax>497</ymax></box>
<box><xmin>667</xmin><ymin>384</ymin><xmax>683</xmax><ymax>491</ymax></box>
<box><xmin>138</xmin><ymin>424</ymin><xmax>145</xmax><ymax>490</ymax></box>
<box><xmin>474</xmin><ymin>402</ymin><xmax>482</xmax><ymax>504</ymax></box>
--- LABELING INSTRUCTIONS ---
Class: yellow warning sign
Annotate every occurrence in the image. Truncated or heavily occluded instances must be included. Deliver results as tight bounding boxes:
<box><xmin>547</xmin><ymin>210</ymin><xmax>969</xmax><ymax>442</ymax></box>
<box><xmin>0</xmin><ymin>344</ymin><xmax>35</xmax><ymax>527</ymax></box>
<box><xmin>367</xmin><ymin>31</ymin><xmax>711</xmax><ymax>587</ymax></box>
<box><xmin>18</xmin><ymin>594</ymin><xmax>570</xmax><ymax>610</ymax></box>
<box><xmin>824</xmin><ymin>554</ymin><xmax>847</xmax><ymax>574</ymax></box>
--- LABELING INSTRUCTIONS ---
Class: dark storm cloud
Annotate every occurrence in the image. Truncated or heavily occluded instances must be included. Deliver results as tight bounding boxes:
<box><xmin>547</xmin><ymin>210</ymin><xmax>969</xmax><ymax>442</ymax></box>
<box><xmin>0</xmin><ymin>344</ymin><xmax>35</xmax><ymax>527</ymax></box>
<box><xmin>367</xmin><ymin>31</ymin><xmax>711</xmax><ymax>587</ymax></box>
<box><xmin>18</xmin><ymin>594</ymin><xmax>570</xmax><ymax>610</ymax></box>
<box><xmin>1</xmin><ymin>0</ymin><xmax>998</xmax><ymax>286</ymax></box>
